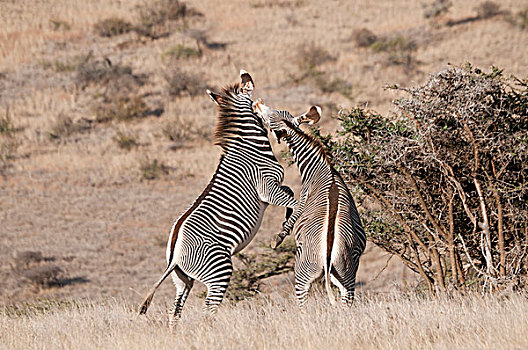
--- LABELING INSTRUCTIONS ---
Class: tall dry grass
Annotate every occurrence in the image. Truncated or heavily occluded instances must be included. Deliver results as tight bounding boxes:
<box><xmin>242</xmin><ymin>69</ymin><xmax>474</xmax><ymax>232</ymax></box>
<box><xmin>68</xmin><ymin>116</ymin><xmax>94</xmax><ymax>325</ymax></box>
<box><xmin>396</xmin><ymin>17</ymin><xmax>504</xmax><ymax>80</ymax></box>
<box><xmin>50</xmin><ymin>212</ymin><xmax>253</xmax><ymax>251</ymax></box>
<box><xmin>1</xmin><ymin>292</ymin><xmax>527</xmax><ymax>349</ymax></box>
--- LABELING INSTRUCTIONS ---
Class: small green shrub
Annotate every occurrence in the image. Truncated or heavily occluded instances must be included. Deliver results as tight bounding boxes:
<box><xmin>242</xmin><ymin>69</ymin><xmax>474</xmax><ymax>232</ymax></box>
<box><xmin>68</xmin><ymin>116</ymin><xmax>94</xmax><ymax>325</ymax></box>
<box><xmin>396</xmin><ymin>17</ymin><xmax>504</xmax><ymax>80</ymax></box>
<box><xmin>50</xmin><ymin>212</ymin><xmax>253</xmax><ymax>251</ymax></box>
<box><xmin>0</xmin><ymin>109</ymin><xmax>15</xmax><ymax>136</ymax></box>
<box><xmin>0</xmin><ymin>108</ymin><xmax>19</xmax><ymax>168</ymax></box>
<box><xmin>114</xmin><ymin>131</ymin><xmax>138</xmax><ymax>150</ymax></box>
<box><xmin>140</xmin><ymin>158</ymin><xmax>169</xmax><ymax>180</ymax></box>
<box><xmin>50</xmin><ymin>19</ymin><xmax>71</xmax><ymax>31</ymax></box>
<box><xmin>161</xmin><ymin>44</ymin><xmax>201</xmax><ymax>60</ymax></box>
<box><xmin>0</xmin><ymin>139</ymin><xmax>18</xmax><ymax>167</ymax></box>
<box><xmin>94</xmin><ymin>17</ymin><xmax>133</xmax><ymax>37</ymax></box>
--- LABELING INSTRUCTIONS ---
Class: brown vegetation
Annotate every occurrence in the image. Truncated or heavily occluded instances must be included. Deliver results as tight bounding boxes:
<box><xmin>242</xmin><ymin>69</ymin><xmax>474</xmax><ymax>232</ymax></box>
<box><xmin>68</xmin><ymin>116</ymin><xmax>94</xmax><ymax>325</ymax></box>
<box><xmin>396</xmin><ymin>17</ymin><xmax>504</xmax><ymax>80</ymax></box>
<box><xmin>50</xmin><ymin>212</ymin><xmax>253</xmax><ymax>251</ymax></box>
<box><xmin>2</xmin><ymin>293</ymin><xmax>528</xmax><ymax>349</ymax></box>
<box><xmin>316</xmin><ymin>65</ymin><xmax>528</xmax><ymax>293</ymax></box>
<box><xmin>0</xmin><ymin>3</ymin><xmax>527</xmax><ymax>346</ymax></box>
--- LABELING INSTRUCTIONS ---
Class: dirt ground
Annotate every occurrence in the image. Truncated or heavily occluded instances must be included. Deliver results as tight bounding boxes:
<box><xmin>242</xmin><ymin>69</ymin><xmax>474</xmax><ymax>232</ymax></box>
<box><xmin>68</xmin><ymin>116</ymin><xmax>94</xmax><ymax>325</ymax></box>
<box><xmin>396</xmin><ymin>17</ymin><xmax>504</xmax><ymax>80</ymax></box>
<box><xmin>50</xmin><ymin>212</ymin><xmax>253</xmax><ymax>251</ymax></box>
<box><xmin>1</xmin><ymin>0</ymin><xmax>527</xmax><ymax>306</ymax></box>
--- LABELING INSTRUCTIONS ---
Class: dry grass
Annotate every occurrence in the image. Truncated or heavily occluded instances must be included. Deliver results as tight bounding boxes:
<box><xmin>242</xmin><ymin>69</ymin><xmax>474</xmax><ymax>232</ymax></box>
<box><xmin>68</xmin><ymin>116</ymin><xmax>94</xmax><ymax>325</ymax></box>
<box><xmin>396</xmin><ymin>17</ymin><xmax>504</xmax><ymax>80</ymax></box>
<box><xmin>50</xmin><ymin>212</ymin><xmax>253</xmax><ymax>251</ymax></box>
<box><xmin>0</xmin><ymin>0</ymin><xmax>527</xmax><ymax>321</ymax></box>
<box><xmin>2</xmin><ymin>292</ymin><xmax>528</xmax><ymax>349</ymax></box>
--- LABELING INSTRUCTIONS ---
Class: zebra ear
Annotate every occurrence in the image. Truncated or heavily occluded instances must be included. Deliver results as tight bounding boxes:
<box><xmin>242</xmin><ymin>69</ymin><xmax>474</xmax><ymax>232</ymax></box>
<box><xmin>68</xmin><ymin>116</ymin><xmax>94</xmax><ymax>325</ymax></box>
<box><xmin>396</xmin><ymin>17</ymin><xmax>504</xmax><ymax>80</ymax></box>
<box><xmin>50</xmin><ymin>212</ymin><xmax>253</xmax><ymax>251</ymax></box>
<box><xmin>239</xmin><ymin>69</ymin><xmax>254</xmax><ymax>96</ymax></box>
<box><xmin>206</xmin><ymin>89</ymin><xmax>221</xmax><ymax>105</ymax></box>
<box><xmin>294</xmin><ymin>105</ymin><xmax>321</xmax><ymax>125</ymax></box>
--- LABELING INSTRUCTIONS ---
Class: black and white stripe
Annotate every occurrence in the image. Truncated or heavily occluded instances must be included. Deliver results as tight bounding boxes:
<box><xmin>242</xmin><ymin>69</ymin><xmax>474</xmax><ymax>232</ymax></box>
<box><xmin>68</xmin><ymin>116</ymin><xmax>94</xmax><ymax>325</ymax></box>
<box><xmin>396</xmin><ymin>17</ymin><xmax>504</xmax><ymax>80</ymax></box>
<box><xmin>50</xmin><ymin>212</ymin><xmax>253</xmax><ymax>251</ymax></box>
<box><xmin>139</xmin><ymin>73</ymin><xmax>297</xmax><ymax>325</ymax></box>
<box><xmin>254</xmin><ymin>102</ymin><xmax>366</xmax><ymax>306</ymax></box>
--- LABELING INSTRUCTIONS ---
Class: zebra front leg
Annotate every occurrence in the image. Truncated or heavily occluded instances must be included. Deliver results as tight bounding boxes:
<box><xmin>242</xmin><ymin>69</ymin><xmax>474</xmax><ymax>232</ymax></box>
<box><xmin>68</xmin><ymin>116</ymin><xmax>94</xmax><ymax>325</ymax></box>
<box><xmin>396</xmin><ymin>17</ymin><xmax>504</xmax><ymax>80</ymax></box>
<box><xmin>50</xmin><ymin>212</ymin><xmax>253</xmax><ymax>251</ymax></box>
<box><xmin>257</xmin><ymin>176</ymin><xmax>298</xmax><ymax>210</ymax></box>
<box><xmin>271</xmin><ymin>186</ymin><xmax>309</xmax><ymax>249</ymax></box>
<box><xmin>168</xmin><ymin>271</ymin><xmax>194</xmax><ymax>330</ymax></box>
<box><xmin>281</xmin><ymin>185</ymin><xmax>294</xmax><ymax>222</ymax></box>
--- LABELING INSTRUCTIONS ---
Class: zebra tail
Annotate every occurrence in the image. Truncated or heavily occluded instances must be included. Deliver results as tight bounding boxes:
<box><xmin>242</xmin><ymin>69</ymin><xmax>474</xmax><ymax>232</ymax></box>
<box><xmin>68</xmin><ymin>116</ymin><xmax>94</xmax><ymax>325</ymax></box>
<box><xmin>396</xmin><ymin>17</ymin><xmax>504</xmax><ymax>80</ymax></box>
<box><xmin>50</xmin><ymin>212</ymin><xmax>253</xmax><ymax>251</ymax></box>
<box><xmin>138</xmin><ymin>264</ymin><xmax>176</xmax><ymax>315</ymax></box>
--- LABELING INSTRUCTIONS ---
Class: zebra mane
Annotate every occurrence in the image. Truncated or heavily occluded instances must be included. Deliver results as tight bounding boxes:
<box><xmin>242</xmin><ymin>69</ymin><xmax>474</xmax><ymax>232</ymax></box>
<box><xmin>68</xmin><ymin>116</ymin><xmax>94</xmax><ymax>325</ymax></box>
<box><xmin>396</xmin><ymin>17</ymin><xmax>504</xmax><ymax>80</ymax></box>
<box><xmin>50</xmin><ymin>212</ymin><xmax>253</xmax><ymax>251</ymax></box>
<box><xmin>283</xmin><ymin>119</ymin><xmax>332</xmax><ymax>167</ymax></box>
<box><xmin>213</xmin><ymin>83</ymin><xmax>266</xmax><ymax>150</ymax></box>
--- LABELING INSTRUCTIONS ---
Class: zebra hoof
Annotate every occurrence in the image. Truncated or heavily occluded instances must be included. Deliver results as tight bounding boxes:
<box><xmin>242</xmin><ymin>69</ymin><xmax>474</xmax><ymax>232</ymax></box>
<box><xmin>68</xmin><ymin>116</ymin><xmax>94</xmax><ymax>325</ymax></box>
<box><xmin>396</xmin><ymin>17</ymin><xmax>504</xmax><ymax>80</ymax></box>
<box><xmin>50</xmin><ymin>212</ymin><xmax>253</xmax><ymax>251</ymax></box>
<box><xmin>270</xmin><ymin>234</ymin><xmax>285</xmax><ymax>249</ymax></box>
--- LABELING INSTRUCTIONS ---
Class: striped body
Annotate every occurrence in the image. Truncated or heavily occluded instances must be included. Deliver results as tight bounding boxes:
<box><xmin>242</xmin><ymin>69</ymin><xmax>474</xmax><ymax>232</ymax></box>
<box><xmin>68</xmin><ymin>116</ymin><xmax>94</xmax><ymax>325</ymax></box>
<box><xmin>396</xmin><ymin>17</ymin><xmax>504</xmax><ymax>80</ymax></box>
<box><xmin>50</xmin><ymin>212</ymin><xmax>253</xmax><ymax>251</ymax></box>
<box><xmin>139</xmin><ymin>78</ymin><xmax>297</xmax><ymax>325</ymax></box>
<box><xmin>253</xmin><ymin>103</ymin><xmax>366</xmax><ymax>306</ymax></box>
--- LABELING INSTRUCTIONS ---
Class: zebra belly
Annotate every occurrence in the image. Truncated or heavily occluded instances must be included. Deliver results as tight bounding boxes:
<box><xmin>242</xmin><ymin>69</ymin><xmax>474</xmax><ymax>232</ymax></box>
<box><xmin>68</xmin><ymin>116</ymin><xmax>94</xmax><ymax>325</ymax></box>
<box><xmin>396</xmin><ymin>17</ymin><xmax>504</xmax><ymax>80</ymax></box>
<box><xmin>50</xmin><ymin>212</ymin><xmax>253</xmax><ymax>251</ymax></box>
<box><xmin>233</xmin><ymin>201</ymin><xmax>268</xmax><ymax>254</ymax></box>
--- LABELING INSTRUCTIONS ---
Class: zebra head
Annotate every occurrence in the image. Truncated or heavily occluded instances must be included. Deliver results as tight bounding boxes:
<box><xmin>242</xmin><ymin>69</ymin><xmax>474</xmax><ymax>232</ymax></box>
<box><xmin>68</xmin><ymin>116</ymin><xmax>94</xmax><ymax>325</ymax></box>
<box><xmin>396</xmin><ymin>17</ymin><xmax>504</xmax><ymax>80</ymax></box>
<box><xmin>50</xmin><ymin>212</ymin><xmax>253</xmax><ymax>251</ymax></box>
<box><xmin>252</xmin><ymin>99</ymin><xmax>321</xmax><ymax>142</ymax></box>
<box><xmin>205</xmin><ymin>71</ymin><xmax>272</xmax><ymax>152</ymax></box>
<box><xmin>207</xmin><ymin>69</ymin><xmax>254</xmax><ymax>105</ymax></box>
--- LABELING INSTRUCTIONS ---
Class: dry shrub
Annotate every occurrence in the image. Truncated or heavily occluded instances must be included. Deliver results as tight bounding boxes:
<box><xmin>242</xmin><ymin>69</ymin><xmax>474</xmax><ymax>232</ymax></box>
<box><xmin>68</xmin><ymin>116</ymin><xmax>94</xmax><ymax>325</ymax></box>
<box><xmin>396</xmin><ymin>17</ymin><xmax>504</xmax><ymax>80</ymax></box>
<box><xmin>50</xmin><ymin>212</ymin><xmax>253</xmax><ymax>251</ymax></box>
<box><xmin>76</xmin><ymin>55</ymin><xmax>138</xmax><ymax>89</ymax></box>
<box><xmin>422</xmin><ymin>0</ymin><xmax>452</xmax><ymax>18</ymax></box>
<box><xmin>0</xmin><ymin>109</ymin><xmax>15</xmax><ymax>136</ymax></box>
<box><xmin>370</xmin><ymin>34</ymin><xmax>417</xmax><ymax>67</ymax></box>
<box><xmin>161</xmin><ymin>44</ymin><xmax>201</xmax><ymax>61</ymax></box>
<box><xmin>226</xmin><ymin>240</ymin><xmax>296</xmax><ymax>301</ymax></box>
<box><xmin>0</xmin><ymin>108</ymin><xmax>19</xmax><ymax>169</ymax></box>
<box><xmin>296</xmin><ymin>43</ymin><xmax>335</xmax><ymax>72</ymax></box>
<box><xmin>48</xmin><ymin>114</ymin><xmax>91</xmax><ymax>140</ymax></box>
<box><xmin>114</xmin><ymin>131</ymin><xmax>139</xmax><ymax>150</ymax></box>
<box><xmin>96</xmin><ymin>94</ymin><xmax>149</xmax><ymax>123</ymax></box>
<box><xmin>352</xmin><ymin>28</ymin><xmax>378</xmax><ymax>48</ymax></box>
<box><xmin>250</xmin><ymin>0</ymin><xmax>305</xmax><ymax>8</ymax></box>
<box><xmin>139</xmin><ymin>158</ymin><xmax>169</xmax><ymax>180</ymax></box>
<box><xmin>475</xmin><ymin>1</ymin><xmax>501</xmax><ymax>19</ymax></box>
<box><xmin>314</xmin><ymin>76</ymin><xmax>353</xmax><ymax>99</ymax></box>
<box><xmin>135</xmin><ymin>0</ymin><xmax>203</xmax><ymax>39</ymax></box>
<box><xmin>49</xmin><ymin>19</ymin><xmax>71</xmax><ymax>31</ymax></box>
<box><xmin>162</xmin><ymin>115</ymin><xmax>210</xmax><ymax>143</ymax></box>
<box><xmin>12</xmin><ymin>251</ymin><xmax>44</xmax><ymax>271</ymax></box>
<box><xmin>290</xmin><ymin>43</ymin><xmax>352</xmax><ymax>98</ymax></box>
<box><xmin>504</xmin><ymin>8</ymin><xmax>528</xmax><ymax>30</ymax></box>
<box><xmin>315</xmin><ymin>64</ymin><xmax>528</xmax><ymax>293</ymax></box>
<box><xmin>94</xmin><ymin>18</ymin><xmax>133</xmax><ymax>37</ymax></box>
<box><xmin>22</xmin><ymin>265</ymin><xmax>63</xmax><ymax>288</ymax></box>
<box><xmin>165</xmin><ymin>68</ymin><xmax>205</xmax><ymax>97</ymax></box>
<box><xmin>0</xmin><ymin>139</ymin><xmax>18</xmax><ymax>168</ymax></box>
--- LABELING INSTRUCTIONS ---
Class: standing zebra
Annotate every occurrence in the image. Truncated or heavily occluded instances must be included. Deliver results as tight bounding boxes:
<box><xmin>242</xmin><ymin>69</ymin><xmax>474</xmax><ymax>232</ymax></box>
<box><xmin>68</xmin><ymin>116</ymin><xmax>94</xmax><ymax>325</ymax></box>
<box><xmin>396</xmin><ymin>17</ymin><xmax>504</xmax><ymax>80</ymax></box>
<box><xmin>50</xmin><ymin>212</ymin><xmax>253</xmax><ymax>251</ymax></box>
<box><xmin>253</xmin><ymin>99</ymin><xmax>366</xmax><ymax>306</ymax></box>
<box><xmin>139</xmin><ymin>71</ymin><xmax>297</xmax><ymax>324</ymax></box>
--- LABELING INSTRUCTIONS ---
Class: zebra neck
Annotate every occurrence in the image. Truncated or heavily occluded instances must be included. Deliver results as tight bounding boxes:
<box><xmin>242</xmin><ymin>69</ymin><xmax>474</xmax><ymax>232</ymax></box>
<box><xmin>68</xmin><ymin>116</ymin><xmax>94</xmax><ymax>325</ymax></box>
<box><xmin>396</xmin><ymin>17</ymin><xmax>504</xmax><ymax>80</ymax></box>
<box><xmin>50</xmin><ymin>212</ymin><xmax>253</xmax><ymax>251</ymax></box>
<box><xmin>284</xmin><ymin>131</ymin><xmax>332</xmax><ymax>183</ymax></box>
<box><xmin>221</xmin><ymin>134</ymin><xmax>275</xmax><ymax>159</ymax></box>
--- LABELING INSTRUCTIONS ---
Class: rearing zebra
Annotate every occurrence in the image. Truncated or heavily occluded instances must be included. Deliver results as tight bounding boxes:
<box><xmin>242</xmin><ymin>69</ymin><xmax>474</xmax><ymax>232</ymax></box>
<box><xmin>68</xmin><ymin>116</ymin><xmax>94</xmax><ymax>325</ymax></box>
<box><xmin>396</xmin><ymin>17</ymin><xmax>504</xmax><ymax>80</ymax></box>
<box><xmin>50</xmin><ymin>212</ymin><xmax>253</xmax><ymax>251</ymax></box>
<box><xmin>253</xmin><ymin>99</ymin><xmax>366</xmax><ymax>306</ymax></box>
<box><xmin>139</xmin><ymin>71</ymin><xmax>297</xmax><ymax>324</ymax></box>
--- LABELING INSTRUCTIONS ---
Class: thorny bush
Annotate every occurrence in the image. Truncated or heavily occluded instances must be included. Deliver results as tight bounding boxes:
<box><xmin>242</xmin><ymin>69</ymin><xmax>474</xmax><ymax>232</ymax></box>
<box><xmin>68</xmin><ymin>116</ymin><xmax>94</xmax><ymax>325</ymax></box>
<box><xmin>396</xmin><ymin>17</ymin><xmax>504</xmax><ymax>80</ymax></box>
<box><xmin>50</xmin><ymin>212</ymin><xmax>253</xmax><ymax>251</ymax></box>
<box><xmin>315</xmin><ymin>64</ymin><xmax>528</xmax><ymax>294</ymax></box>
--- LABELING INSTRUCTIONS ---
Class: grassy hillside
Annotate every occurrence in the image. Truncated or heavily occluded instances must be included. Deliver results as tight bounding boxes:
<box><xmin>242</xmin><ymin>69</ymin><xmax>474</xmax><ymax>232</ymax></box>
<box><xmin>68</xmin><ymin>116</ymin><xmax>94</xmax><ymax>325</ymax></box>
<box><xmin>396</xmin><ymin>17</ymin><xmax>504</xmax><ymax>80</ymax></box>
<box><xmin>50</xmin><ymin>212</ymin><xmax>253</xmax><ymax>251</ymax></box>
<box><xmin>1</xmin><ymin>0</ymin><xmax>527</xmax><ymax>335</ymax></box>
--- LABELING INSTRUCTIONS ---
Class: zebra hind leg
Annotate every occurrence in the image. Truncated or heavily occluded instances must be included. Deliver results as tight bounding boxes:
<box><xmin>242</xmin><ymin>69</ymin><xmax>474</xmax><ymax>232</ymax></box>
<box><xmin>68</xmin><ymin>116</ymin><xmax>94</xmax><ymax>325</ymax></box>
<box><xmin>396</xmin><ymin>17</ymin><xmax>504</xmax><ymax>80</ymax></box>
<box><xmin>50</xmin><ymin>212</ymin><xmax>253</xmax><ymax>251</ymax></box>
<box><xmin>168</xmin><ymin>270</ymin><xmax>194</xmax><ymax>330</ymax></box>
<box><xmin>332</xmin><ymin>264</ymin><xmax>359</xmax><ymax>306</ymax></box>
<box><xmin>202</xmin><ymin>253</ymin><xmax>233</xmax><ymax>315</ymax></box>
<box><xmin>294</xmin><ymin>253</ymin><xmax>320</xmax><ymax>307</ymax></box>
